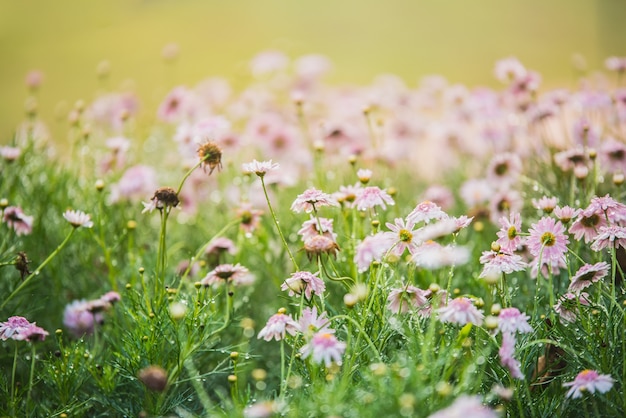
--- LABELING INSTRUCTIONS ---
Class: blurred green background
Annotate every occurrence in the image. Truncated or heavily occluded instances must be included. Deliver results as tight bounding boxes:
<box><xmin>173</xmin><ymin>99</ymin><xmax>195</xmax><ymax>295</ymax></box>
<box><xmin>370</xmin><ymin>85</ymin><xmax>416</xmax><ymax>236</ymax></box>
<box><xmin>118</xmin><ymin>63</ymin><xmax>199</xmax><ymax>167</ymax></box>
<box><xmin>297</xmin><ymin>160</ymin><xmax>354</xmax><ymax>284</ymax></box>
<box><xmin>1</xmin><ymin>0</ymin><xmax>625</xmax><ymax>142</ymax></box>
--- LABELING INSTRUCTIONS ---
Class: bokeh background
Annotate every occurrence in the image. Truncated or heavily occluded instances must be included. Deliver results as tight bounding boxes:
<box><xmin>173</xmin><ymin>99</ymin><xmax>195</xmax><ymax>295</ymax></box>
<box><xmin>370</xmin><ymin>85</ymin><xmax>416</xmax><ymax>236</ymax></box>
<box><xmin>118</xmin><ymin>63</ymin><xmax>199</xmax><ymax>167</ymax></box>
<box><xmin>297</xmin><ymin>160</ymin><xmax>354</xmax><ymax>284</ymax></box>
<box><xmin>1</xmin><ymin>0</ymin><xmax>625</xmax><ymax>142</ymax></box>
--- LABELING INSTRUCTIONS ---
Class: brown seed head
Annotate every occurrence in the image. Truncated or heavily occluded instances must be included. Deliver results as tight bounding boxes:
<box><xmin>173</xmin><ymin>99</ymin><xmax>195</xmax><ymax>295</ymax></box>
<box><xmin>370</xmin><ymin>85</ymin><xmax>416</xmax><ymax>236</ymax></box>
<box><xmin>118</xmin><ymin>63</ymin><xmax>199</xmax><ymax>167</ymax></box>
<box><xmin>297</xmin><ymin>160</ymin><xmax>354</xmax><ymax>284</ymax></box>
<box><xmin>197</xmin><ymin>141</ymin><xmax>223</xmax><ymax>174</ymax></box>
<box><xmin>138</xmin><ymin>365</ymin><xmax>168</xmax><ymax>392</ymax></box>
<box><xmin>153</xmin><ymin>187</ymin><xmax>180</xmax><ymax>209</ymax></box>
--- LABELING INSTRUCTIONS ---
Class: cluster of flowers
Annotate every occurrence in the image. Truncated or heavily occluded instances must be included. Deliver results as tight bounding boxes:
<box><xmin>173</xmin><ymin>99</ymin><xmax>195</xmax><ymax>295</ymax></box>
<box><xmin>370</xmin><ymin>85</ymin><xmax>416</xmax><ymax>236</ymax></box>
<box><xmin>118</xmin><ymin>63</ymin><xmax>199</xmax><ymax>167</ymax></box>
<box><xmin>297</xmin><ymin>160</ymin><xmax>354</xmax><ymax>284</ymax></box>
<box><xmin>257</xmin><ymin>307</ymin><xmax>346</xmax><ymax>367</ymax></box>
<box><xmin>63</xmin><ymin>291</ymin><xmax>121</xmax><ymax>337</ymax></box>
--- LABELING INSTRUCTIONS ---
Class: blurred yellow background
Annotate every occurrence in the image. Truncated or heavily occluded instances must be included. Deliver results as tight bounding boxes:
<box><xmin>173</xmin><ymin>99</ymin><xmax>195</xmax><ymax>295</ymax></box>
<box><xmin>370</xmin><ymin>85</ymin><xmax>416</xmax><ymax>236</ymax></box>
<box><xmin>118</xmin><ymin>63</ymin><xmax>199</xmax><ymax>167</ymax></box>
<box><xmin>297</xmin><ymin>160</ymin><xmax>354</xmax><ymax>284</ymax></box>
<box><xmin>1</xmin><ymin>0</ymin><xmax>625</xmax><ymax>142</ymax></box>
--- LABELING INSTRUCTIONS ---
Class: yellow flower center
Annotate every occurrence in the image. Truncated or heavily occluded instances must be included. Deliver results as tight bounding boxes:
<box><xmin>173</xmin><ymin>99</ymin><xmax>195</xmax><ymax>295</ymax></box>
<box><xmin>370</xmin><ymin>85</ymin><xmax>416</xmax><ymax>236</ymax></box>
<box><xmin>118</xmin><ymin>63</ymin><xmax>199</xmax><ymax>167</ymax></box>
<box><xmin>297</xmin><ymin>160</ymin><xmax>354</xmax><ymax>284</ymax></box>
<box><xmin>540</xmin><ymin>231</ymin><xmax>556</xmax><ymax>246</ymax></box>
<box><xmin>399</xmin><ymin>229</ymin><xmax>413</xmax><ymax>243</ymax></box>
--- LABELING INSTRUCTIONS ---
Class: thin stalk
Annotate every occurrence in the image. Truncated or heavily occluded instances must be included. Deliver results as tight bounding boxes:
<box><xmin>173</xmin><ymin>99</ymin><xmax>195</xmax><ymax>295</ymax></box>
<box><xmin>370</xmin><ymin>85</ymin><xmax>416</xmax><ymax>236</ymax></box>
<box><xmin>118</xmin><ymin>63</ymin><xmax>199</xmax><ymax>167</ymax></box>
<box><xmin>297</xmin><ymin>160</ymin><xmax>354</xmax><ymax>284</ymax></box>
<box><xmin>2</xmin><ymin>228</ymin><xmax>75</xmax><ymax>310</ymax></box>
<box><xmin>260</xmin><ymin>176</ymin><xmax>298</xmax><ymax>271</ymax></box>
<box><xmin>26</xmin><ymin>344</ymin><xmax>36</xmax><ymax>413</ymax></box>
<box><xmin>11</xmin><ymin>342</ymin><xmax>17</xmax><ymax>415</ymax></box>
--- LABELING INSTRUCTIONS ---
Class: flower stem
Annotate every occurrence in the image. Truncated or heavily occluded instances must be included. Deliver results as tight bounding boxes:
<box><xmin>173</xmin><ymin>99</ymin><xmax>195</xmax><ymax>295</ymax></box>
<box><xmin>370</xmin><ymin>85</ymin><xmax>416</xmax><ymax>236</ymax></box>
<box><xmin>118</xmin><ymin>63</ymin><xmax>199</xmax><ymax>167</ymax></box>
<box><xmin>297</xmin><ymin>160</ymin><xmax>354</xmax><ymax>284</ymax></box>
<box><xmin>260</xmin><ymin>177</ymin><xmax>299</xmax><ymax>271</ymax></box>
<box><xmin>1</xmin><ymin>228</ymin><xmax>75</xmax><ymax>311</ymax></box>
<box><xmin>10</xmin><ymin>342</ymin><xmax>17</xmax><ymax>415</ymax></box>
<box><xmin>26</xmin><ymin>343</ymin><xmax>36</xmax><ymax>413</ymax></box>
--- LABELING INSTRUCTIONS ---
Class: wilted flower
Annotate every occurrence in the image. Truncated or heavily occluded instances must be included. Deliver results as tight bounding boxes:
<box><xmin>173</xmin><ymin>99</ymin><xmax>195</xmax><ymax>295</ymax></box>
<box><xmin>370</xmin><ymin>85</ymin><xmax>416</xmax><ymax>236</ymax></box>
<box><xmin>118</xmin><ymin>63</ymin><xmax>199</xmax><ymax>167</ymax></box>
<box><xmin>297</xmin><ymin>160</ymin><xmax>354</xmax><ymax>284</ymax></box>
<box><xmin>142</xmin><ymin>187</ymin><xmax>180</xmax><ymax>214</ymax></box>
<box><xmin>554</xmin><ymin>292</ymin><xmax>590</xmax><ymax>323</ymax></box>
<box><xmin>281</xmin><ymin>271</ymin><xmax>326</xmax><ymax>300</ymax></box>
<box><xmin>563</xmin><ymin>369</ymin><xmax>614</xmax><ymax>399</ymax></box>
<box><xmin>303</xmin><ymin>235</ymin><xmax>340</xmax><ymax>260</ymax></box>
<box><xmin>197</xmin><ymin>141</ymin><xmax>223</xmax><ymax>174</ymax></box>
<box><xmin>63</xmin><ymin>209</ymin><xmax>93</xmax><ymax>228</ymax></box>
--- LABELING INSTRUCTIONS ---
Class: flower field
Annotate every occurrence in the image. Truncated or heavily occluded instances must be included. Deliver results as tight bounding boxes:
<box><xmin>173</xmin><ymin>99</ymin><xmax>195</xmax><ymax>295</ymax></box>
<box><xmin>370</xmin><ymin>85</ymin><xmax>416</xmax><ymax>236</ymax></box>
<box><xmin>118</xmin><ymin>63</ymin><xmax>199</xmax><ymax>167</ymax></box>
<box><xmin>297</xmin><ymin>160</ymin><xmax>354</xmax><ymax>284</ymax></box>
<box><xmin>1</xmin><ymin>51</ymin><xmax>626</xmax><ymax>417</ymax></box>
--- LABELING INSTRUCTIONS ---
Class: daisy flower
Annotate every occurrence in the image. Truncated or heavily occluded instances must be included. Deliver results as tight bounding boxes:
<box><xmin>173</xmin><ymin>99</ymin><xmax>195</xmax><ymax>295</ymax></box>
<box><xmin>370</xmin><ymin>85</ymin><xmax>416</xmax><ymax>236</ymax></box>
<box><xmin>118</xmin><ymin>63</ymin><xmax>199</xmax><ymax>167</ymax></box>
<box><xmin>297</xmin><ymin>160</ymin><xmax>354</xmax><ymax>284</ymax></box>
<box><xmin>298</xmin><ymin>307</ymin><xmax>333</xmax><ymax>339</ymax></box>
<box><xmin>411</xmin><ymin>241</ymin><xmax>470</xmax><ymax>270</ymax></box>
<box><xmin>486</xmin><ymin>152</ymin><xmax>522</xmax><ymax>186</ymax></box>
<box><xmin>281</xmin><ymin>271</ymin><xmax>326</xmax><ymax>300</ymax></box>
<box><xmin>353</xmin><ymin>186</ymin><xmax>394</xmax><ymax>211</ymax></box>
<box><xmin>495</xmin><ymin>213</ymin><xmax>525</xmax><ymax>252</ymax></box>
<box><xmin>569</xmin><ymin>208</ymin><xmax>606</xmax><ymax>243</ymax></box>
<box><xmin>428</xmin><ymin>395</ymin><xmax>497</xmax><ymax>418</ymax></box>
<box><xmin>407</xmin><ymin>201</ymin><xmax>447</xmax><ymax>224</ymax></box>
<box><xmin>479</xmin><ymin>251</ymin><xmax>528</xmax><ymax>278</ymax></box>
<box><xmin>242</xmin><ymin>159</ymin><xmax>279</xmax><ymax>177</ymax></box>
<box><xmin>527</xmin><ymin>217</ymin><xmax>569</xmax><ymax>264</ymax></box>
<box><xmin>63</xmin><ymin>209</ymin><xmax>94</xmax><ymax>228</ymax></box>
<box><xmin>569</xmin><ymin>262</ymin><xmax>610</xmax><ymax>293</ymax></box>
<box><xmin>554</xmin><ymin>205</ymin><xmax>579</xmax><ymax>224</ymax></box>
<box><xmin>497</xmin><ymin>308</ymin><xmax>532</xmax><ymax>335</ymax></box>
<box><xmin>236</xmin><ymin>203</ymin><xmax>263</xmax><ymax>234</ymax></box>
<box><xmin>532</xmin><ymin>196</ymin><xmax>558</xmax><ymax>214</ymax></box>
<box><xmin>590</xmin><ymin>225</ymin><xmax>626</xmax><ymax>251</ymax></box>
<box><xmin>499</xmin><ymin>332</ymin><xmax>524</xmax><ymax>379</ymax></box>
<box><xmin>387</xmin><ymin>285</ymin><xmax>428</xmax><ymax>314</ymax></box>
<box><xmin>300</xmin><ymin>332</ymin><xmax>346</xmax><ymax>367</ymax></box>
<box><xmin>354</xmin><ymin>233</ymin><xmax>394</xmax><ymax>273</ymax></box>
<box><xmin>554</xmin><ymin>292</ymin><xmax>590</xmax><ymax>323</ymax></box>
<box><xmin>291</xmin><ymin>188</ymin><xmax>339</xmax><ymax>213</ymax></box>
<box><xmin>383</xmin><ymin>218</ymin><xmax>420</xmax><ymax>256</ymax></box>
<box><xmin>0</xmin><ymin>316</ymin><xmax>33</xmax><ymax>340</ymax></box>
<box><xmin>563</xmin><ymin>370</ymin><xmax>615</xmax><ymax>399</ymax></box>
<box><xmin>297</xmin><ymin>216</ymin><xmax>336</xmax><ymax>242</ymax></box>
<box><xmin>437</xmin><ymin>297</ymin><xmax>484</xmax><ymax>326</ymax></box>
<box><xmin>257</xmin><ymin>310</ymin><xmax>299</xmax><ymax>342</ymax></box>
<box><xmin>201</xmin><ymin>263</ymin><xmax>254</xmax><ymax>286</ymax></box>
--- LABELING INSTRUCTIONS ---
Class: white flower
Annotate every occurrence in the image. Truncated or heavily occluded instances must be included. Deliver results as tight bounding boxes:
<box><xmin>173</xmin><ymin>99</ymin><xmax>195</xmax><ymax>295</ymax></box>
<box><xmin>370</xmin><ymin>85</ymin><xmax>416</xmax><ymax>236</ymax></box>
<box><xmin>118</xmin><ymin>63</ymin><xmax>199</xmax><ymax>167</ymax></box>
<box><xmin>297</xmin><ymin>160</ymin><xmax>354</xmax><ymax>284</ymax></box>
<box><xmin>63</xmin><ymin>210</ymin><xmax>93</xmax><ymax>228</ymax></box>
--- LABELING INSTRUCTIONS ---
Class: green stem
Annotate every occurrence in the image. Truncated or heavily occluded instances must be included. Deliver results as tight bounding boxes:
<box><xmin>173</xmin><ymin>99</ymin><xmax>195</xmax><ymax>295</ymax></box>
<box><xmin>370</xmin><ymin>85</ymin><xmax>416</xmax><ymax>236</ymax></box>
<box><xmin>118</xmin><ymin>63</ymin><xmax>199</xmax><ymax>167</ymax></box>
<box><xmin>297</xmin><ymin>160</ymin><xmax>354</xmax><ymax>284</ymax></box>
<box><xmin>331</xmin><ymin>314</ymin><xmax>383</xmax><ymax>362</ymax></box>
<box><xmin>176</xmin><ymin>160</ymin><xmax>203</xmax><ymax>196</ymax></box>
<box><xmin>260</xmin><ymin>177</ymin><xmax>298</xmax><ymax>271</ymax></box>
<box><xmin>26</xmin><ymin>344</ymin><xmax>36</xmax><ymax>413</ymax></box>
<box><xmin>1</xmin><ymin>228</ymin><xmax>75</xmax><ymax>311</ymax></box>
<box><xmin>11</xmin><ymin>342</ymin><xmax>17</xmax><ymax>415</ymax></box>
<box><xmin>155</xmin><ymin>209</ymin><xmax>169</xmax><ymax>305</ymax></box>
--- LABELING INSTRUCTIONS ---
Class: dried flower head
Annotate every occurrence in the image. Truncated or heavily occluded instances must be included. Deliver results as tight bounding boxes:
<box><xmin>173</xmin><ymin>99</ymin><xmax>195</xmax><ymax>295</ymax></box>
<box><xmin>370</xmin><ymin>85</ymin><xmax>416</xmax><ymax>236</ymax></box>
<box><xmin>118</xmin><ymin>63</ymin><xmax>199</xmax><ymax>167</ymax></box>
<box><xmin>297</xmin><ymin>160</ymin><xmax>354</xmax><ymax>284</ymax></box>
<box><xmin>15</xmin><ymin>251</ymin><xmax>31</xmax><ymax>280</ymax></box>
<box><xmin>303</xmin><ymin>235</ymin><xmax>340</xmax><ymax>260</ymax></box>
<box><xmin>142</xmin><ymin>187</ymin><xmax>180</xmax><ymax>213</ymax></box>
<box><xmin>197</xmin><ymin>141</ymin><xmax>222</xmax><ymax>174</ymax></box>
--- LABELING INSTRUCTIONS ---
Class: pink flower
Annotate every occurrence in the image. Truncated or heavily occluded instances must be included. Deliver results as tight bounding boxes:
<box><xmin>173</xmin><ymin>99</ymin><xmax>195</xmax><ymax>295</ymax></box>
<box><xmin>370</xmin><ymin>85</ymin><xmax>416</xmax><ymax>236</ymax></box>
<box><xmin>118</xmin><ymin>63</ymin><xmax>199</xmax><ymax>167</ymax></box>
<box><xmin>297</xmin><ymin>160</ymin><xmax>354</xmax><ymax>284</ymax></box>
<box><xmin>356</xmin><ymin>168</ymin><xmax>373</xmax><ymax>183</ymax></box>
<box><xmin>354</xmin><ymin>233</ymin><xmax>394</xmax><ymax>273</ymax></box>
<box><xmin>109</xmin><ymin>165</ymin><xmax>158</xmax><ymax>203</ymax></box>
<box><xmin>554</xmin><ymin>205</ymin><xmax>580</xmax><ymax>224</ymax></box>
<box><xmin>0</xmin><ymin>146</ymin><xmax>21</xmax><ymax>161</ymax></box>
<box><xmin>0</xmin><ymin>316</ymin><xmax>34</xmax><ymax>340</ymax></box>
<box><xmin>411</xmin><ymin>241</ymin><xmax>470</xmax><ymax>270</ymax></box>
<box><xmin>590</xmin><ymin>225</ymin><xmax>626</xmax><ymax>251</ymax></box>
<box><xmin>527</xmin><ymin>217</ymin><xmax>569</xmax><ymax>265</ymax></box>
<box><xmin>298</xmin><ymin>306</ymin><xmax>333</xmax><ymax>339</ymax></box>
<box><xmin>428</xmin><ymin>395</ymin><xmax>498</xmax><ymax>418</ymax></box>
<box><xmin>157</xmin><ymin>86</ymin><xmax>195</xmax><ymax>123</ymax></box>
<box><xmin>479</xmin><ymin>251</ymin><xmax>528</xmax><ymax>278</ymax></box>
<box><xmin>2</xmin><ymin>206</ymin><xmax>34</xmax><ymax>236</ymax></box>
<box><xmin>237</xmin><ymin>203</ymin><xmax>264</xmax><ymax>234</ymax></box>
<box><xmin>63</xmin><ymin>210</ymin><xmax>93</xmax><ymax>228</ymax></box>
<box><xmin>588</xmin><ymin>195</ymin><xmax>626</xmax><ymax>223</ymax></box>
<box><xmin>257</xmin><ymin>311</ymin><xmax>299</xmax><ymax>341</ymax></box>
<box><xmin>486</xmin><ymin>152</ymin><xmax>522</xmax><ymax>186</ymax></box>
<box><xmin>563</xmin><ymin>370</ymin><xmax>614</xmax><ymax>399</ymax></box>
<box><xmin>353</xmin><ymin>186</ymin><xmax>394</xmax><ymax>211</ymax></box>
<box><xmin>499</xmin><ymin>332</ymin><xmax>524</xmax><ymax>379</ymax></box>
<box><xmin>333</xmin><ymin>183</ymin><xmax>362</xmax><ymax>208</ymax></box>
<box><xmin>201</xmin><ymin>263</ymin><xmax>254</xmax><ymax>286</ymax></box>
<box><xmin>242</xmin><ymin>159</ymin><xmax>280</xmax><ymax>177</ymax></box>
<box><xmin>407</xmin><ymin>201</ymin><xmax>447</xmax><ymax>224</ymax></box>
<box><xmin>495</xmin><ymin>212</ymin><xmax>524</xmax><ymax>252</ymax></box>
<box><xmin>437</xmin><ymin>297</ymin><xmax>484</xmax><ymax>326</ymax></box>
<box><xmin>300</xmin><ymin>332</ymin><xmax>346</xmax><ymax>367</ymax></box>
<box><xmin>205</xmin><ymin>237</ymin><xmax>237</xmax><ymax>256</ymax></box>
<box><xmin>489</xmin><ymin>190</ymin><xmax>523</xmax><ymax>224</ymax></box>
<box><xmin>421</xmin><ymin>185</ymin><xmax>455</xmax><ymax>211</ymax></box>
<box><xmin>554</xmin><ymin>292</ymin><xmax>590</xmax><ymax>323</ymax></box>
<box><xmin>291</xmin><ymin>188</ymin><xmax>339</xmax><ymax>213</ymax></box>
<box><xmin>606</xmin><ymin>56</ymin><xmax>626</xmax><ymax>72</ymax></box>
<box><xmin>497</xmin><ymin>308</ymin><xmax>532</xmax><ymax>335</ymax></box>
<box><xmin>281</xmin><ymin>271</ymin><xmax>326</xmax><ymax>300</ymax></box>
<box><xmin>387</xmin><ymin>285</ymin><xmax>428</xmax><ymax>314</ymax></box>
<box><xmin>383</xmin><ymin>218</ymin><xmax>419</xmax><ymax>256</ymax></box>
<box><xmin>569</xmin><ymin>262</ymin><xmax>610</xmax><ymax>293</ymax></box>
<box><xmin>297</xmin><ymin>216</ymin><xmax>336</xmax><ymax>242</ymax></box>
<box><xmin>460</xmin><ymin>179</ymin><xmax>493</xmax><ymax>208</ymax></box>
<box><xmin>532</xmin><ymin>196</ymin><xmax>558</xmax><ymax>213</ymax></box>
<box><xmin>63</xmin><ymin>300</ymin><xmax>103</xmax><ymax>337</ymax></box>
<box><xmin>494</xmin><ymin>56</ymin><xmax>527</xmax><ymax>83</ymax></box>
<box><xmin>569</xmin><ymin>208</ymin><xmax>606</xmax><ymax>243</ymax></box>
